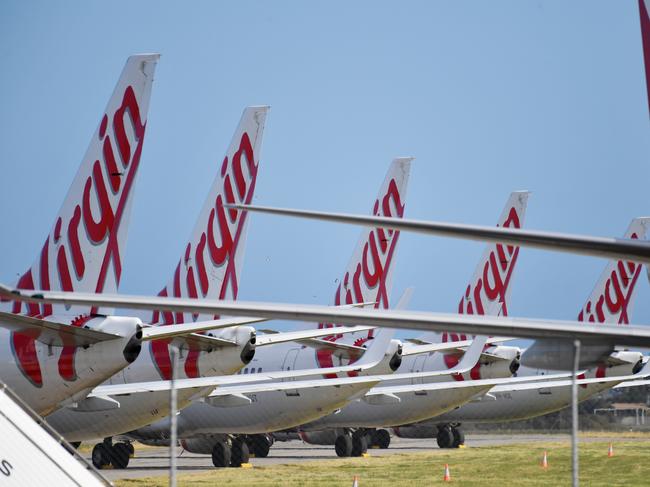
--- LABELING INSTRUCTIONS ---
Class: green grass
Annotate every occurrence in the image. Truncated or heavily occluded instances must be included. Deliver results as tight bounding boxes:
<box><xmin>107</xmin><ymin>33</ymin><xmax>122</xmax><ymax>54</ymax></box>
<box><xmin>115</xmin><ymin>440</ymin><xmax>650</xmax><ymax>486</ymax></box>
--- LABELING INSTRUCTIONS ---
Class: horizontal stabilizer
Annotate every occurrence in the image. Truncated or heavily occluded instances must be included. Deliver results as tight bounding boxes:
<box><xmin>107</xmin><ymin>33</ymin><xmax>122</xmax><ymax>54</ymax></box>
<box><xmin>140</xmin><ymin>316</ymin><xmax>267</xmax><ymax>341</ymax></box>
<box><xmin>0</xmin><ymin>311</ymin><xmax>120</xmax><ymax>346</ymax></box>
<box><xmin>255</xmin><ymin>325</ymin><xmax>375</xmax><ymax>347</ymax></box>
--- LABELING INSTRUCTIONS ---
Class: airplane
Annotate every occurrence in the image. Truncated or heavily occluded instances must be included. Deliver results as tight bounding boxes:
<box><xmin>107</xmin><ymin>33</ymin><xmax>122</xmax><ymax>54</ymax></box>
<box><xmin>37</xmin><ymin>106</ymin><xmax>390</xmax><ymax>469</ymax></box>
<box><xmin>0</xmin><ymin>53</ymin><xmax>161</xmax><ymax>416</ymax></box>
<box><xmin>292</xmin><ymin>191</ymin><xmax>528</xmax><ymax>454</ymax></box>
<box><xmin>120</xmin><ymin>156</ymin><xmax>415</xmax><ymax>466</ymax></box>
<box><xmin>393</xmin><ymin>219</ymin><xmax>650</xmax><ymax>440</ymax></box>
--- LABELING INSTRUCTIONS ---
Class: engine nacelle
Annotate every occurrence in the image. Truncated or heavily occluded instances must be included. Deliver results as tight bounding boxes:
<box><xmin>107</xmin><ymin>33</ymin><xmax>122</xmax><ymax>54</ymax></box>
<box><xmin>297</xmin><ymin>429</ymin><xmax>338</xmax><ymax>445</ymax></box>
<box><xmin>478</xmin><ymin>345</ymin><xmax>521</xmax><ymax>379</ymax></box>
<box><xmin>362</xmin><ymin>339</ymin><xmax>402</xmax><ymax>375</ymax></box>
<box><xmin>193</xmin><ymin>325</ymin><xmax>257</xmax><ymax>377</ymax></box>
<box><xmin>391</xmin><ymin>424</ymin><xmax>437</xmax><ymax>439</ymax></box>
<box><xmin>180</xmin><ymin>435</ymin><xmax>228</xmax><ymax>454</ymax></box>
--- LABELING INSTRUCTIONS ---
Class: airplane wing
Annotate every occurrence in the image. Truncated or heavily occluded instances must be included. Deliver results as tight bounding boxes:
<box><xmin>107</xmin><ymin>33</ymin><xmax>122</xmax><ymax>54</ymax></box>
<box><xmin>0</xmin><ymin>311</ymin><xmax>121</xmax><ymax>347</ymax></box>
<box><xmin>6</xmin><ymin>285</ymin><xmax>650</xmax><ymax>347</ymax></box>
<box><xmin>226</xmin><ymin>204</ymin><xmax>650</xmax><ymax>264</ymax></box>
<box><xmin>368</xmin><ymin>361</ymin><xmax>650</xmax><ymax>397</ymax></box>
<box><xmin>206</xmin><ymin>375</ymin><xmax>381</xmax><ymax>398</ymax></box>
<box><xmin>140</xmin><ymin>316</ymin><xmax>267</xmax><ymax>341</ymax></box>
<box><xmin>254</xmin><ymin>326</ymin><xmax>375</xmax><ymax>347</ymax></box>
<box><xmin>613</xmin><ymin>379</ymin><xmax>650</xmax><ymax>389</ymax></box>
<box><xmin>88</xmin><ymin>335</ymin><xmax>486</xmax><ymax>400</ymax></box>
<box><xmin>400</xmin><ymin>337</ymin><xmax>513</xmax><ymax>357</ymax></box>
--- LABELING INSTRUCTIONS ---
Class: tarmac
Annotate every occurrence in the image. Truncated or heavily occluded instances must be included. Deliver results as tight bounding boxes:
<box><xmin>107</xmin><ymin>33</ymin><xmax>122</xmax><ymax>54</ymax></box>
<box><xmin>94</xmin><ymin>433</ymin><xmax>596</xmax><ymax>481</ymax></box>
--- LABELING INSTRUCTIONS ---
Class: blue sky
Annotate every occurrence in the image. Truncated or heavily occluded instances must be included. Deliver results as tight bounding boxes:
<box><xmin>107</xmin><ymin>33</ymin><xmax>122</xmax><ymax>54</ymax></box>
<box><xmin>1</xmin><ymin>1</ymin><xmax>649</xmax><ymax>332</ymax></box>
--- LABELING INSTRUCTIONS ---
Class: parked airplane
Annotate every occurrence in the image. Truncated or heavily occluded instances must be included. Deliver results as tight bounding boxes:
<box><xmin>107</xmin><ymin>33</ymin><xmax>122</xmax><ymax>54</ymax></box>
<box><xmin>294</xmin><ymin>191</ymin><xmax>527</xmax><ymax>454</ymax></box>
<box><xmin>122</xmin><ymin>157</ymin><xmax>413</xmax><ymax>465</ymax></box>
<box><xmin>395</xmin><ymin>219</ymin><xmax>650</xmax><ymax>439</ymax></box>
<box><xmin>37</xmin><ymin>105</ymin><xmax>375</xmax><ymax>468</ymax></box>
<box><xmin>0</xmin><ymin>54</ymin><xmax>160</xmax><ymax>416</ymax></box>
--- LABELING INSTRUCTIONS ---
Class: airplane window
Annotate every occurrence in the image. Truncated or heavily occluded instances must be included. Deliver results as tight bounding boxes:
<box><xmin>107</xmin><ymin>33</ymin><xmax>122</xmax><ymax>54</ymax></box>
<box><xmin>258</xmin><ymin>367</ymin><xmax>262</xmax><ymax>373</ymax></box>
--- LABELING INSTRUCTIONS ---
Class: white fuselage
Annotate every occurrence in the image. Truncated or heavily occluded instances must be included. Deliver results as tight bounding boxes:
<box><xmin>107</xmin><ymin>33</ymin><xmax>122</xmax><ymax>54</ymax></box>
<box><xmin>0</xmin><ymin>315</ymin><xmax>142</xmax><ymax>416</ymax></box>
<box><xmin>129</xmin><ymin>338</ymin><xmax>403</xmax><ymax>441</ymax></box>
<box><xmin>300</xmin><ymin>345</ymin><xmax>519</xmax><ymax>430</ymax></box>
<box><xmin>46</xmin><ymin>324</ymin><xmax>255</xmax><ymax>441</ymax></box>
<box><xmin>429</xmin><ymin>352</ymin><xmax>643</xmax><ymax>424</ymax></box>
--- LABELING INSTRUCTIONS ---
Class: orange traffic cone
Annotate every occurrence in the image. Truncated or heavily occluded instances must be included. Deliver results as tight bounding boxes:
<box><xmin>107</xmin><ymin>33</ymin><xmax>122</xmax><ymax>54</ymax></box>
<box><xmin>443</xmin><ymin>464</ymin><xmax>451</xmax><ymax>482</ymax></box>
<box><xmin>352</xmin><ymin>475</ymin><xmax>359</xmax><ymax>487</ymax></box>
<box><xmin>541</xmin><ymin>451</ymin><xmax>548</xmax><ymax>469</ymax></box>
<box><xmin>608</xmin><ymin>443</ymin><xmax>614</xmax><ymax>458</ymax></box>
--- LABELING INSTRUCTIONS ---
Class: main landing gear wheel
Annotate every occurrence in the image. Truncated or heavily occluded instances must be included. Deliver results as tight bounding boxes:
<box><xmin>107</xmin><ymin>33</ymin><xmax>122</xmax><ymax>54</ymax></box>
<box><xmin>436</xmin><ymin>427</ymin><xmax>454</xmax><ymax>449</ymax></box>
<box><xmin>373</xmin><ymin>429</ymin><xmax>391</xmax><ymax>449</ymax></box>
<box><xmin>125</xmin><ymin>442</ymin><xmax>135</xmax><ymax>457</ymax></box>
<box><xmin>91</xmin><ymin>444</ymin><xmax>111</xmax><ymax>469</ymax></box>
<box><xmin>109</xmin><ymin>443</ymin><xmax>130</xmax><ymax>469</ymax></box>
<box><xmin>231</xmin><ymin>438</ymin><xmax>250</xmax><ymax>467</ymax></box>
<box><xmin>451</xmin><ymin>428</ymin><xmax>465</xmax><ymax>448</ymax></box>
<box><xmin>250</xmin><ymin>435</ymin><xmax>271</xmax><ymax>458</ymax></box>
<box><xmin>212</xmin><ymin>441</ymin><xmax>232</xmax><ymax>468</ymax></box>
<box><xmin>351</xmin><ymin>434</ymin><xmax>368</xmax><ymax>457</ymax></box>
<box><xmin>335</xmin><ymin>435</ymin><xmax>353</xmax><ymax>457</ymax></box>
<box><xmin>69</xmin><ymin>441</ymin><xmax>81</xmax><ymax>450</ymax></box>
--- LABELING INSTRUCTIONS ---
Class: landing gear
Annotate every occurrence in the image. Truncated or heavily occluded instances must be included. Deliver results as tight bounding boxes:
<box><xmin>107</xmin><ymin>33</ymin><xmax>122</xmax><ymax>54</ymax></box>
<box><xmin>451</xmin><ymin>427</ymin><xmax>465</xmax><ymax>448</ymax></box>
<box><xmin>436</xmin><ymin>425</ymin><xmax>464</xmax><ymax>449</ymax></box>
<box><xmin>211</xmin><ymin>440</ymin><xmax>232</xmax><ymax>468</ymax></box>
<box><xmin>370</xmin><ymin>429</ymin><xmax>391</xmax><ymax>449</ymax></box>
<box><xmin>351</xmin><ymin>432</ymin><xmax>368</xmax><ymax>457</ymax></box>
<box><xmin>110</xmin><ymin>443</ymin><xmax>130</xmax><ymax>469</ymax></box>
<box><xmin>91</xmin><ymin>439</ymin><xmax>131</xmax><ymax>469</ymax></box>
<box><xmin>335</xmin><ymin>434</ymin><xmax>353</xmax><ymax>457</ymax></box>
<box><xmin>230</xmin><ymin>437</ymin><xmax>250</xmax><ymax>467</ymax></box>
<box><xmin>436</xmin><ymin>426</ymin><xmax>454</xmax><ymax>449</ymax></box>
<box><xmin>69</xmin><ymin>441</ymin><xmax>81</xmax><ymax>450</ymax></box>
<box><xmin>248</xmin><ymin>434</ymin><xmax>272</xmax><ymax>458</ymax></box>
<box><xmin>91</xmin><ymin>443</ymin><xmax>111</xmax><ymax>469</ymax></box>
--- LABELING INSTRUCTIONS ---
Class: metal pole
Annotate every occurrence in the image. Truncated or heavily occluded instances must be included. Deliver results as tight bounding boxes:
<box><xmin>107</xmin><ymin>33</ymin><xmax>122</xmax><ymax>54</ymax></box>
<box><xmin>571</xmin><ymin>339</ymin><xmax>581</xmax><ymax>487</ymax></box>
<box><xmin>170</xmin><ymin>347</ymin><xmax>178</xmax><ymax>487</ymax></box>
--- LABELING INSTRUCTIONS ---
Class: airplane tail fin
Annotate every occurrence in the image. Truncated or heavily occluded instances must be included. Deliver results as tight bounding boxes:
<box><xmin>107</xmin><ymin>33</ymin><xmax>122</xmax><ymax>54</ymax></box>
<box><xmin>316</xmin><ymin>157</ymin><xmax>411</xmax><ymax>343</ymax></box>
<box><xmin>638</xmin><ymin>0</ymin><xmax>650</xmax><ymax>115</ymax></box>
<box><xmin>418</xmin><ymin>191</ymin><xmax>529</xmax><ymax>344</ymax></box>
<box><xmin>577</xmin><ymin>217</ymin><xmax>650</xmax><ymax>324</ymax></box>
<box><xmin>152</xmin><ymin>106</ymin><xmax>269</xmax><ymax>326</ymax></box>
<box><xmin>7</xmin><ymin>54</ymin><xmax>159</xmax><ymax>318</ymax></box>
<box><xmin>457</xmin><ymin>191</ymin><xmax>529</xmax><ymax>318</ymax></box>
<box><xmin>315</xmin><ymin>158</ymin><xmax>411</xmax><ymax>369</ymax></box>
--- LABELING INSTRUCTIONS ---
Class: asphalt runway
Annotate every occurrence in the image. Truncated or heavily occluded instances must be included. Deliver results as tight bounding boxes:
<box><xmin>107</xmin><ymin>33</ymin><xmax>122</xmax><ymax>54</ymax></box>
<box><xmin>94</xmin><ymin>433</ymin><xmax>596</xmax><ymax>481</ymax></box>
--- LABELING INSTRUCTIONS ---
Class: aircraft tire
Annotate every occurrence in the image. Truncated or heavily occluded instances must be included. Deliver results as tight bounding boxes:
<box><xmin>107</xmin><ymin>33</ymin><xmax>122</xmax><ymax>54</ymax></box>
<box><xmin>451</xmin><ymin>428</ymin><xmax>465</xmax><ymax>448</ymax></box>
<box><xmin>351</xmin><ymin>434</ymin><xmax>368</xmax><ymax>457</ymax></box>
<box><xmin>91</xmin><ymin>443</ymin><xmax>111</xmax><ymax>469</ymax></box>
<box><xmin>212</xmin><ymin>441</ymin><xmax>232</xmax><ymax>468</ymax></box>
<box><xmin>374</xmin><ymin>429</ymin><xmax>391</xmax><ymax>449</ymax></box>
<box><xmin>335</xmin><ymin>435</ymin><xmax>353</xmax><ymax>457</ymax></box>
<box><xmin>69</xmin><ymin>441</ymin><xmax>81</xmax><ymax>450</ymax></box>
<box><xmin>125</xmin><ymin>442</ymin><xmax>135</xmax><ymax>457</ymax></box>
<box><xmin>436</xmin><ymin>427</ymin><xmax>454</xmax><ymax>449</ymax></box>
<box><xmin>110</xmin><ymin>443</ymin><xmax>130</xmax><ymax>469</ymax></box>
<box><xmin>231</xmin><ymin>438</ymin><xmax>250</xmax><ymax>467</ymax></box>
<box><xmin>251</xmin><ymin>435</ymin><xmax>271</xmax><ymax>458</ymax></box>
